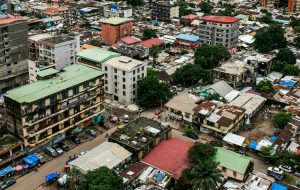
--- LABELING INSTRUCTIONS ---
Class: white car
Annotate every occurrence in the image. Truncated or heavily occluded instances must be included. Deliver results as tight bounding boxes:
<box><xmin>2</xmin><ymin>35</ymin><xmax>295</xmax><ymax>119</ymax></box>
<box><xmin>279</xmin><ymin>165</ymin><xmax>292</xmax><ymax>173</ymax></box>
<box><xmin>268</xmin><ymin>167</ymin><xmax>283</xmax><ymax>175</ymax></box>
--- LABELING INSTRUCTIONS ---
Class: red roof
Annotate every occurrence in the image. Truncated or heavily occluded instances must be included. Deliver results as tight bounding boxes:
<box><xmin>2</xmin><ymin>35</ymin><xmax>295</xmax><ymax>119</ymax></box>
<box><xmin>120</xmin><ymin>36</ymin><xmax>141</xmax><ymax>45</ymax></box>
<box><xmin>139</xmin><ymin>38</ymin><xmax>164</xmax><ymax>48</ymax></box>
<box><xmin>43</xmin><ymin>8</ymin><xmax>60</xmax><ymax>13</ymax></box>
<box><xmin>112</xmin><ymin>43</ymin><xmax>121</xmax><ymax>49</ymax></box>
<box><xmin>201</xmin><ymin>16</ymin><xmax>241</xmax><ymax>24</ymax></box>
<box><xmin>0</xmin><ymin>17</ymin><xmax>23</xmax><ymax>24</ymax></box>
<box><xmin>142</xmin><ymin>137</ymin><xmax>194</xmax><ymax>180</ymax></box>
<box><xmin>182</xmin><ymin>14</ymin><xmax>198</xmax><ymax>20</ymax></box>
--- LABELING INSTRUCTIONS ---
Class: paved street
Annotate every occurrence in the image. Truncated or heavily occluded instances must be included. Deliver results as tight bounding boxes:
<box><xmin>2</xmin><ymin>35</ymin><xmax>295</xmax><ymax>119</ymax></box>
<box><xmin>9</xmin><ymin>127</ymin><xmax>117</xmax><ymax>190</ymax></box>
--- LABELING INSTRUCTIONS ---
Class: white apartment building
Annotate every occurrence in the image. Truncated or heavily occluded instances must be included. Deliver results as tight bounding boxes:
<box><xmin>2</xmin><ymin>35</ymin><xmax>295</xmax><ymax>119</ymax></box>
<box><xmin>28</xmin><ymin>33</ymin><xmax>80</xmax><ymax>83</ymax></box>
<box><xmin>102</xmin><ymin>56</ymin><xmax>147</xmax><ymax>105</ymax></box>
<box><xmin>104</xmin><ymin>6</ymin><xmax>132</xmax><ymax>18</ymax></box>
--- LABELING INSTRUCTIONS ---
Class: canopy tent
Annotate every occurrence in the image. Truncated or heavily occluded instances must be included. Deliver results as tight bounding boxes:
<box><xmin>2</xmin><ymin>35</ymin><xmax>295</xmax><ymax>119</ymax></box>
<box><xmin>271</xmin><ymin>182</ymin><xmax>287</xmax><ymax>190</ymax></box>
<box><xmin>0</xmin><ymin>166</ymin><xmax>15</xmax><ymax>176</ymax></box>
<box><xmin>250</xmin><ymin>141</ymin><xmax>258</xmax><ymax>150</ymax></box>
<box><xmin>45</xmin><ymin>172</ymin><xmax>59</xmax><ymax>182</ymax></box>
<box><xmin>23</xmin><ymin>154</ymin><xmax>40</xmax><ymax>167</ymax></box>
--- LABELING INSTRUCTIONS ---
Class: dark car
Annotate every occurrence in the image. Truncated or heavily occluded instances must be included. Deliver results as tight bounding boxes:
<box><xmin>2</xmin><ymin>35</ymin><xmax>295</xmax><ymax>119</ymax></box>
<box><xmin>186</xmin><ymin>132</ymin><xmax>199</xmax><ymax>140</ymax></box>
<box><xmin>86</xmin><ymin>129</ymin><xmax>97</xmax><ymax>137</ymax></box>
<box><xmin>267</xmin><ymin>171</ymin><xmax>283</xmax><ymax>181</ymax></box>
<box><xmin>0</xmin><ymin>179</ymin><xmax>16</xmax><ymax>189</ymax></box>
<box><xmin>297</xmin><ymin>182</ymin><xmax>300</xmax><ymax>188</ymax></box>
<box><xmin>71</xmin><ymin>135</ymin><xmax>81</xmax><ymax>144</ymax></box>
<box><xmin>58</xmin><ymin>142</ymin><xmax>70</xmax><ymax>151</ymax></box>
<box><xmin>52</xmin><ymin>145</ymin><xmax>63</xmax><ymax>155</ymax></box>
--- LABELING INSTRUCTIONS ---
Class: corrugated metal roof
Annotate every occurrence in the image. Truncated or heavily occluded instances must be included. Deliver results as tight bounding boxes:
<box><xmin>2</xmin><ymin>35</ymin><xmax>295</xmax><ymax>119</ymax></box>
<box><xmin>175</xmin><ymin>34</ymin><xmax>200</xmax><ymax>42</ymax></box>
<box><xmin>77</xmin><ymin>48</ymin><xmax>120</xmax><ymax>63</ymax></box>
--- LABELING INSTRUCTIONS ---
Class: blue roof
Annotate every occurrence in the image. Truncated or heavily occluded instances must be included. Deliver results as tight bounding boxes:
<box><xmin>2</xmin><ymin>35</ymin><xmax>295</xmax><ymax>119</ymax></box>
<box><xmin>0</xmin><ymin>166</ymin><xmax>15</xmax><ymax>177</ymax></box>
<box><xmin>176</xmin><ymin>34</ymin><xmax>200</xmax><ymax>42</ymax></box>
<box><xmin>270</xmin><ymin>136</ymin><xmax>278</xmax><ymax>142</ymax></box>
<box><xmin>250</xmin><ymin>141</ymin><xmax>258</xmax><ymax>150</ymax></box>
<box><xmin>279</xmin><ymin>81</ymin><xmax>296</xmax><ymax>87</ymax></box>
<box><xmin>23</xmin><ymin>154</ymin><xmax>40</xmax><ymax>167</ymax></box>
<box><xmin>271</xmin><ymin>182</ymin><xmax>287</xmax><ymax>190</ymax></box>
<box><xmin>45</xmin><ymin>172</ymin><xmax>59</xmax><ymax>181</ymax></box>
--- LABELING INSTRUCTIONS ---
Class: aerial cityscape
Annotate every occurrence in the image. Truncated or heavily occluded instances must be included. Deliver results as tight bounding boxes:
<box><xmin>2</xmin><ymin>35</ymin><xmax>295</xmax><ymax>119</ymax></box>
<box><xmin>0</xmin><ymin>0</ymin><xmax>300</xmax><ymax>189</ymax></box>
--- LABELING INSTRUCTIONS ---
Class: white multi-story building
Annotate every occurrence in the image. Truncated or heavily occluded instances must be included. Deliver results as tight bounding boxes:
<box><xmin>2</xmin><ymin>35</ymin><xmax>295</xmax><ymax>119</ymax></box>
<box><xmin>102</xmin><ymin>56</ymin><xmax>147</xmax><ymax>105</ymax></box>
<box><xmin>28</xmin><ymin>33</ymin><xmax>80</xmax><ymax>82</ymax></box>
<box><xmin>104</xmin><ymin>6</ymin><xmax>132</xmax><ymax>18</ymax></box>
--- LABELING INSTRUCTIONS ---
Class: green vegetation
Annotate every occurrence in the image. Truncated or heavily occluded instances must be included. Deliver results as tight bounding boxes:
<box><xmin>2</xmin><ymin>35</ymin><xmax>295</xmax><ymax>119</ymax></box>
<box><xmin>176</xmin><ymin>143</ymin><xmax>222</xmax><ymax>190</ymax></box>
<box><xmin>276</xmin><ymin>48</ymin><xmax>296</xmax><ymax>65</ymax></box>
<box><xmin>149</xmin><ymin>45</ymin><xmax>159</xmax><ymax>64</ymax></box>
<box><xmin>254</xmin><ymin>25</ymin><xmax>287</xmax><ymax>53</ymax></box>
<box><xmin>282</xmin><ymin>173</ymin><xmax>296</xmax><ymax>185</ymax></box>
<box><xmin>199</xmin><ymin>1</ymin><xmax>213</xmax><ymax>14</ymax></box>
<box><xmin>273</xmin><ymin>111</ymin><xmax>292</xmax><ymax>128</ymax></box>
<box><xmin>259</xmin><ymin>12</ymin><xmax>274</xmax><ymax>24</ymax></box>
<box><xmin>177</xmin><ymin>0</ymin><xmax>193</xmax><ymax>16</ymax></box>
<box><xmin>127</xmin><ymin>0</ymin><xmax>144</xmax><ymax>6</ymax></box>
<box><xmin>137</xmin><ymin>76</ymin><xmax>172</xmax><ymax>108</ymax></box>
<box><xmin>142</xmin><ymin>28</ymin><xmax>157</xmax><ymax>40</ymax></box>
<box><xmin>66</xmin><ymin>168</ymin><xmax>85</xmax><ymax>190</ymax></box>
<box><xmin>180</xmin><ymin>49</ymin><xmax>189</xmax><ymax>55</ymax></box>
<box><xmin>88</xmin><ymin>39</ymin><xmax>103</xmax><ymax>47</ymax></box>
<box><xmin>216</xmin><ymin>4</ymin><xmax>236</xmax><ymax>16</ymax></box>
<box><xmin>147</xmin><ymin>67</ymin><xmax>157</xmax><ymax>78</ymax></box>
<box><xmin>79</xmin><ymin>167</ymin><xmax>123</xmax><ymax>190</ymax></box>
<box><xmin>272</xmin><ymin>61</ymin><xmax>300</xmax><ymax>76</ymax></box>
<box><xmin>194</xmin><ymin>44</ymin><xmax>231</xmax><ymax>70</ymax></box>
<box><xmin>290</xmin><ymin>17</ymin><xmax>300</xmax><ymax>28</ymax></box>
<box><xmin>257</xmin><ymin>80</ymin><xmax>274</xmax><ymax>93</ymax></box>
<box><xmin>173</xmin><ymin>64</ymin><xmax>209</xmax><ymax>86</ymax></box>
<box><xmin>206</xmin><ymin>92</ymin><xmax>227</xmax><ymax>103</ymax></box>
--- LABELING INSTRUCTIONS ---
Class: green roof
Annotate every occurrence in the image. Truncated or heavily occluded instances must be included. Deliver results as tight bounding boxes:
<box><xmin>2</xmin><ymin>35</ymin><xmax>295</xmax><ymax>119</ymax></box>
<box><xmin>214</xmin><ymin>147</ymin><xmax>252</xmax><ymax>174</ymax></box>
<box><xmin>5</xmin><ymin>64</ymin><xmax>104</xmax><ymax>104</ymax></box>
<box><xmin>100</xmin><ymin>17</ymin><xmax>132</xmax><ymax>25</ymax></box>
<box><xmin>235</xmin><ymin>14</ymin><xmax>249</xmax><ymax>20</ymax></box>
<box><xmin>77</xmin><ymin>48</ymin><xmax>120</xmax><ymax>64</ymax></box>
<box><xmin>37</xmin><ymin>68</ymin><xmax>59</xmax><ymax>78</ymax></box>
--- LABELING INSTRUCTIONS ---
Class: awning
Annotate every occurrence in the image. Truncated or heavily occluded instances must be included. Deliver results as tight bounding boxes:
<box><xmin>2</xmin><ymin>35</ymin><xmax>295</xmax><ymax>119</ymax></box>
<box><xmin>250</xmin><ymin>141</ymin><xmax>258</xmax><ymax>150</ymax></box>
<box><xmin>23</xmin><ymin>154</ymin><xmax>40</xmax><ymax>167</ymax></box>
<box><xmin>45</xmin><ymin>172</ymin><xmax>59</xmax><ymax>181</ymax></box>
<box><xmin>0</xmin><ymin>166</ymin><xmax>15</xmax><ymax>176</ymax></box>
<box><xmin>271</xmin><ymin>182</ymin><xmax>287</xmax><ymax>190</ymax></box>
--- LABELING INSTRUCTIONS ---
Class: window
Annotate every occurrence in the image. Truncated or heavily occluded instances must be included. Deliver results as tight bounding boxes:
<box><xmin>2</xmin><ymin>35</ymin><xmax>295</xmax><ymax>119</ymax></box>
<box><xmin>222</xmin><ymin>167</ymin><xmax>226</xmax><ymax>172</ymax></box>
<box><xmin>7</xmin><ymin>71</ymin><xmax>11</xmax><ymax>74</ymax></box>
<box><xmin>133</xmin><ymin>70</ymin><xmax>135</xmax><ymax>75</ymax></box>
<box><xmin>114</xmin><ymin>68</ymin><xmax>117</xmax><ymax>73</ymax></box>
<box><xmin>133</xmin><ymin>90</ymin><xmax>135</xmax><ymax>95</ymax></box>
<box><xmin>6</xmin><ymin>64</ymin><xmax>10</xmax><ymax>67</ymax></box>
<box><xmin>137</xmin><ymin>68</ymin><xmax>140</xmax><ymax>73</ymax></box>
<box><xmin>83</xmin><ymin>82</ymin><xmax>89</xmax><ymax>89</ymax></box>
<box><xmin>123</xmin><ymin>71</ymin><xmax>125</xmax><ymax>75</ymax></box>
<box><xmin>133</xmin><ymin>84</ymin><xmax>136</xmax><ymax>89</ymax></box>
<box><xmin>73</xmin><ymin>86</ymin><xmax>79</xmax><ymax>95</ymax></box>
<box><xmin>123</xmin><ymin>78</ymin><xmax>126</xmax><ymax>82</ymax></box>
<box><xmin>142</xmin><ymin>73</ymin><xmax>144</xmax><ymax>77</ymax></box>
<box><xmin>123</xmin><ymin>84</ymin><xmax>126</xmax><ymax>89</ymax></box>
<box><xmin>62</xmin><ymin>90</ymin><xmax>68</xmax><ymax>99</ymax></box>
<box><xmin>114</xmin><ymin>75</ymin><xmax>117</xmax><ymax>79</ymax></box>
<box><xmin>104</xmin><ymin>66</ymin><xmax>107</xmax><ymax>71</ymax></box>
<box><xmin>233</xmin><ymin>171</ymin><xmax>237</xmax><ymax>177</ymax></box>
<box><xmin>133</xmin><ymin>77</ymin><xmax>135</xmax><ymax>82</ymax></box>
<box><xmin>105</xmin><ymin>86</ymin><xmax>108</xmax><ymax>91</ymax></box>
<box><xmin>123</xmin><ymin>91</ymin><xmax>126</xmax><ymax>96</ymax></box>
<box><xmin>115</xmin><ymin>89</ymin><xmax>117</xmax><ymax>93</ymax></box>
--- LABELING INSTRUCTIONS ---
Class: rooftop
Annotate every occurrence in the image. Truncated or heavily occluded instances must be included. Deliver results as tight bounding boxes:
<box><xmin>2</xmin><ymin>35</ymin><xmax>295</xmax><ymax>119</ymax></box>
<box><xmin>214</xmin><ymin>147</ymin><xmax>252</xmax><ymax>174</ymax></box>
<box><xmin>142</xmin><ymin>137</ymin><xmax>194</xmax><ymax>180</ymax></box>
<box><xmin>175</xmin><ymin>34</ymin><xmax>200</xmax><ymax>42</ymax></box>
<box><xmin>0</xmin><ymin>17</ymin><xmax>24</xmax><ymax>24</ymax></box>
<box><xmin>165</xmin><ymin>92</ymin><xmax>201</xmax><ymax>114</ymax></box>
<box><xmin>37</xmin><ymin>68</ymin><xmax>59</xmax><ymax>78</ymax></box>
<box><xmin>77</xmin><ymin>48</ymin><xmax>120</xmax><ymax>64</ymax></box>
<box><xmin>5</xmin><ymin>64</ymin><xmax>104</xmax><ymax>104</ymax></box>
<box><xmin>213</xmin><ymin>61</ymin><xmax>248</xmax><ymax>76</ymax></box>
<box><xmin>120</xmin><ymin>36</ymin><xmax>141</xmax><ymax>45</ymax></box>
<box><xmin>139</xmin><ymin>38</ymin><xmax>164</xmax><ymax>48</ymax></box>
<box><xmin>41</xmin><ymin>34</ymin><xmax>75</xmax><ymax>45</ymax></box>
<box><xmin>182</xmin><ymin>14</ymin><xmax>198</xmax><ymax>20</ymax></box>
<box><xmin>100</xmin><ymin>17</ymin><xmax>132</xmax><ymax>25</ymax></box>
<box><xmin>109</xmin><ymin>117</ymin><xmax>170</xmax><ymax>151</ymax></box>
<box><xmin>201</xmin><ymin>16</ymin><xmax>241</xmax><ymax>24</ymax></box>
<box><xmin>28</xmin><ymin>33</ymin><xmax>53</xmax><ymax>42</ymax></box>
<box><xmin>103</xmin><ymin>56</ymin><xmax>146</xmax><ymax>71</ymax></box>
<box><xmin>69</xmin><ymin>142</ymin><xmax>132</xmax><ymax>173</ymax></box>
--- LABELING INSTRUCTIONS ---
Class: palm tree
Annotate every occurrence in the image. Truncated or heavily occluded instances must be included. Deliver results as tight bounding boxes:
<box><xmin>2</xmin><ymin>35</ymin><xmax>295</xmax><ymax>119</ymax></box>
<box><xmin>189</xmin><ymin>159</ymin><xmax>223</xmax><ymax>190</ymax></box>
<box><xmin>149</xmin><ymin>45</ymin><xmax>159</xmax><ymax>65</ymax></box>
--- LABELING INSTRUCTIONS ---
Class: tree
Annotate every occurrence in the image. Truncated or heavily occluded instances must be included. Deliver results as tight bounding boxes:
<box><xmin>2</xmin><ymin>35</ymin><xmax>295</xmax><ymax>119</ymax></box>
<box><xmin>147</xmin><ymin>67</ymin><xmax>157</xmax><ymax>78</ymax></box>
<box><xmin>180</xmin><ymin>49</ymin><xmax>189</xmax><ymax>55</ymax></box>
<box><xmin>137</xmin><ymin>76</ymin><xmax>173</xmax><ymax>108</ymax></box>
<box><xmin>276</xmin><ymin>48</ymin><xmax>296</xmax><ymax>65</ymax></box>
<box><xmin>189</xmin><ymin>159</ymin><xmax>223</xmax><ymax>190</ymax></box>
<box><xmin>61</xmin><ymin>27</ymin><xmax>69</xmax><ymax>34</ymax></box>
<box><xmin>260</xmin><ymin>9</ymin><xmax>269</xmax><ymax>13</ymax></box>
<box><xmin>259</xmin><ymin>13</ymin><xmax>274</xmax><ymax>24</ymax></box>
<box><xmin>273</xmin><ymin>111</ymin><xmax>292</xmax><ymax>128</ymax></box>
<box><xmin>194</xmin><ymin>44</ymin><xmax>231</xmax><ymax>70</ymax></box>
<box><xmin>290</xmin><ymin>17</ymin><xmax>300</xmax><ymax>28</ymax></box>
<box><xmin>282</xmin><ymin>64</ymin><xmax>300</xmax><ymax>75</ymax></box>
<box><xmin>254</xmin><ymin>25</ymin><xmax>287</xmax><ymax>53</ymax></box>
<box><xmin>127</xmin><ymin>0</ymin><xmax>144</xmax><ymax>6</ymax></box>
<box><xmin>258</xmin><ymin>146</ymin><xmax>276</xmax><ymax>162</ymax></box>
<box><xmin>79</xmin><ymin>167</ymin><xmax>123</xmax><ymax>190</ymax></box>
<box><xmin>216</xmin><ymin>4</ymin><xmax>236</xmax><ymax>16</ymax></box>
<box><xmin>66</xmin><ymin>168</ymin><xmax>85</xmax><ymax>190</ymax></box>
<box><xmin>142</xmin><ymin>28</ymin><xmax>157</xmax><ymax>40</ymax></box>
<box><xmin>188</xmin><ymin>142</ymin><xmax>216</xmax><ymax>164</ymax></box>
<box><xmin>295</xmin><ymin>36</ymin><xmax>300</xmax><ymax>49</ymax></box>
<box><xmin>177</xmin><ymin>0</ymin><xmax>193</xmax><ymax>16</ymax></box>
<box><xmin>282</xmin><ymin>173</ymin><xmax>296</xmax><ymax>185</ymax></box>
<box><xmin>199</xmin><ymin>1</ymin><xmax>213</xmax><ymax>14</ymax></box>
<box><xmin>293</xmin><ymin>26</ymin><xmax>300</xmax><ymax>33</ymax></box>
<box><xmin>173</xmin><ymin>64</ymin><xmax>208</xmax><ymax>86</ymax></box>
<box><xmin>257</xmin><ymin>80</ymin><xmax>274</xmax><ymax>93</ymax></box>
<box><xmin>88</xmin><ymin>39</ymin><xmax>103</xmax><ymax>47</ymax></box>
<box><xmin>149</xmin><ymin>45</ymin><xmax>159</xmax><ymax>64</ymax></box>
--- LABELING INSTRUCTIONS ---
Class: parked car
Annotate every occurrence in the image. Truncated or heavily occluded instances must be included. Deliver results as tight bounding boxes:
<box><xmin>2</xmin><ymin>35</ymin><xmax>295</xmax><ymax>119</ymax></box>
<box><xmin>45</xmin><ymin>147</ymin><xmax>58</xmax><ymax>158</ymax></box>
<box><xmin>297</xmin><ymin>182</ymin><xmax>300</xmax><ymax>188</ymax></box>
<box><xmin>279</xmin><ymin>165</ymin><xmax>292</xmax><ymax>173</ymax></box>
<box><xmin>71</xmin><ymin>135</ymin><xmax>81</xmax><ymax>144</ymax></box>
<box><xmin>186</xmin><ymin>132</ymin><xmax>199</xmax><ymax>140</ymax></box>
<box><xmin>138</xmin><ymin>107</ymin><xmax>145</xmax><ymax>113</ymax></box>
<box><xmin>123</xmin><ymin>115</ymin><xmax>129</xmax><ymax>123</ymax></box>
<box><xmin>34</xmin><ymin>153</ymin><xmax>45</xmax><ymax>164</ymax></box>
<box><xmin>57</xmin><ymin>142</ymin><xmax>70</xmax><ymax>151</ymax></box>
<box><xmin>268</xmin><ymin>167</ymin><xmax>283</xmax><ymax>175</ymax></box>
<box><xmin>52</xmin><ymin>145</ymin><xmax>64</xmax><ymax>155</ymax></box>
<box><xmin>0</xmin><ymin>179</ymin><xmax>16</xmax><ymax>189</ymax></box>
<box><xmin>294</xmin><ymin>171</ymin><xmax>300</xmax><ymax>177</ymax></box>
<box><xmin>86</xmin><ymin>129</ymin><xmax>97</xmax><ymax>137</ymax></box>
<box><xmin>267</xmin><ymin>171</ymin><xmax>283</xmax><ymax>181</ymax></box>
